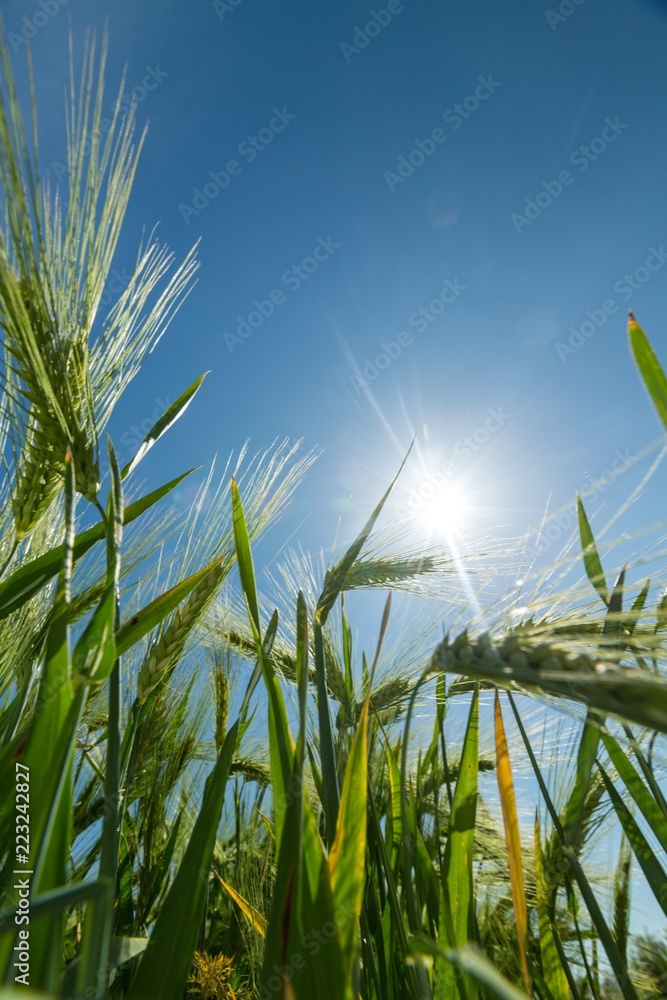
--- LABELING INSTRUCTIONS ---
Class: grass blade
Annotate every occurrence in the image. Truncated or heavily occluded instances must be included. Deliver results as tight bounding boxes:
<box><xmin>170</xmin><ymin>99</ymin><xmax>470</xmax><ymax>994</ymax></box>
<box><xmin>259</xmin><ymin>599</ymin><xmax>347</xmax><ymax>999</ymax></box>
<box><xmin>126</xmin><ymin>720</ymin><xmax>241</xmax><ymax>1000</ymax></box>
<box><xmin>115</xmin><ymin>554</ymin><xmax>230</xmax><ymax>657</ymax></box>
<box><xmin>413</xmin><ymin>938</ymin><xmax>529</xmax><ymax>1000</ymax></box>
<box><xmin>601</xmin><ymin>730</ymin><xmax>667</xmax><ymax>853</ymax></box>
<box><xmin>508</xmin><ymin>695</ymin><xmax>639</xmax><ymax>1000</ymax></box>
<box><xmin>121</xmin><ymin>371</ymin><xmax>209</xmax><ymax>478</ymax></box>
<box><xmin>561</xmin><ymin>713</ymin><xmax>601</xmax><ymax>853</ymax></box>
<box><xmin>230</xmin><ymin>476</ymin><xmax>260</xmax><ymax>632</ymax></box>
<box><xmin>623</xmin><ymin>579</ymin><xmax>650</xmax><ymax>636</ymax></box>
<box><xmin>534</xmin><ymin>815</ymin><xmax>570</xmax><ymax>999</ymax></box>
<box><xmin>329</xmin><ymin>690</ymin><xmax>370</xmax><ymax>980</ymax></box>
<box><xmin>561</xmin><ymin>843</ymin><xmax>639</xmax><ymax>1000</ymax></box>
<box><xmin>314</xmin><ymin>619</ymin><xmax>341</xmax><ymax>844</ymax></box>
<box><xmin>437</xmin><ymin>685</ymin><xmax>479</xmax><ymax>999</ymax></box>
<box><xmin>0</xmin><ymin>470</ymin><xmax>195</xmax><ymax>620</ymax></box>
<box><xmin>0</xmin><ymin>878</ymin><xmax>110</xmax><ymax>926</ymax></box>
<box><xmin>628</xmin><ymin>311</ymin><xmax>667</xmax><ymax>429</ymax></box>
<box><xmin>231</xmin><ymin>479</ymin><xmax>294</xmax><ymax>845</ymax></box>
<box><xmin>214</xmin><ymin>872</ymin><xmax>267</xmax><ymax>937</ymax></box>
<box><xmin>577</xmin><ymin>494</ymin><xmax>608</xmax><ymax>606</ymax></box>
<box><xmin>494</xmin><ymin>691</ymin><xmax>530</xmax><ymax>994</ymax></box>
<box><xmin>315</xmin><ymin>447</ymin><xmax>411</xmax><ymax>625</ymax></box>
<box><xmin>1</xmin><ymin>454</ymin><xmax>78</xmax><ymax>990</ymax></box>
<box><xmin>613</xmin><ymin>838</ymin><xmax>632</xmax><ymax>968</ymax></box>
<box><xmin>72</xmin><ymin>585</ymin><xmax>116</xmax><ymax>684</ymax></box>
<box><xmin>74</xmin><ymin>440</ymin><xmax>124</xmax><ymax>998</ymax></box>
<box><xmin>597</xmin><ymin>761</ymin><xmax>667</xmax><ymax>916</ymax></box>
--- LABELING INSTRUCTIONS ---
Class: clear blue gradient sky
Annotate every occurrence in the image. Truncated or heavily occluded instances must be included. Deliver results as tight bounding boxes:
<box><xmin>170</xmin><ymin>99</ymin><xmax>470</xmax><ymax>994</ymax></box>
<box><xmin>4</xmin><ymin>0</ymin><xmax>667</xmax><ymax>933</ymax></box>
<box><xmin>4</xmin><ymin>0</ymin><xmax>666</xmax><ymax>560</ymax></box>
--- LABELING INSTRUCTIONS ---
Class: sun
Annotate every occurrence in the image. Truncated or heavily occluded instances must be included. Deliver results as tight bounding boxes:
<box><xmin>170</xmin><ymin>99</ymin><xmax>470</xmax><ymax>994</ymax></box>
<box><xmin>411</xmin><ymin>481</ymin><xmax>470</xmax><ymax>537</ymax></box>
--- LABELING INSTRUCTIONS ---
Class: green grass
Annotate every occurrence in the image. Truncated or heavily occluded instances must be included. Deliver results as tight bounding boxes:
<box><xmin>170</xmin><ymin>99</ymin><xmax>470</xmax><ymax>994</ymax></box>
<box><xmin>0</xmin><ymin>31</ymin><xmax>666</xmax><ymax>1000</ymax></box>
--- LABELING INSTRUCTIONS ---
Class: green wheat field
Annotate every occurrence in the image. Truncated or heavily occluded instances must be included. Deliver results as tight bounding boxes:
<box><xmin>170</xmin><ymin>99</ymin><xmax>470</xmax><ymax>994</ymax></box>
<box><xmin>0</xmin><ymin>33</ymin><xmax>666</xmax><ymax>1000</ymax></box>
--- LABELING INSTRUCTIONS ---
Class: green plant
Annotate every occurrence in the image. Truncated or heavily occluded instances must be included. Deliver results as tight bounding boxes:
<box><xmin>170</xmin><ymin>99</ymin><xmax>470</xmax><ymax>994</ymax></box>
<box><xmin>1</xmin><ymin>27</ymin><xmax>666</xmax><ymax>1000</ymax></box>
<box><xmin>0</xmin><ymin>33</ymin><xmax>312</xmax><ymax>1000</ymax></box>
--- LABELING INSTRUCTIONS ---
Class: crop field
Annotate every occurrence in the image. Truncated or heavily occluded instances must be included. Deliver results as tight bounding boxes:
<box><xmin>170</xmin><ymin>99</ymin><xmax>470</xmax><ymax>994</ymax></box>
<box><xmin>0</xmin><ymin>15</ymin><xmax>666</xmax><ymax>1000</ymax></box>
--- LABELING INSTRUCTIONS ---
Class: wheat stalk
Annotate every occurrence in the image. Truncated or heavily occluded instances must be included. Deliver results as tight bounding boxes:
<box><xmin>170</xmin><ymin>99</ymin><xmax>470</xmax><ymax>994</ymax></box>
<box><xmin>0</xmin><ymin>35</ymin><xmax>198</xmax><ymax>539</ymax></box>
<box><xmin>433</xmin><ymin>629</ymin><xmax>667</xmax><ymax>731</ymax></box>
<box><xmin>137</xmin><ymin>559</ymin><xmax>232</xmax><ymax>705</ymax></box>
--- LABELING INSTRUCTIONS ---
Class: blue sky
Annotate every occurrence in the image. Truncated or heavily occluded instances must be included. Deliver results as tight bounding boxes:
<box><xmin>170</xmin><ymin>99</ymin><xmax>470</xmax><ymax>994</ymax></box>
<box><xmin>4</xmin><ymin>0</ymin><xmax>667</xmax><ymax>569</ymax></box>
<box><xmin>3</xmin><ymin>0</ymin><xmax>667</xmax><ymax>935</ymax></box>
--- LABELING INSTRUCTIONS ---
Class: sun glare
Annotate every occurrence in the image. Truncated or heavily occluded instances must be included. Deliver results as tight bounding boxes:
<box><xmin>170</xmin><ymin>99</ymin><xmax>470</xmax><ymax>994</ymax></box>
<box><xmin>412</xmin><ymin>481</ymin><xmax>469</xmax><ymax>537</ymax></box>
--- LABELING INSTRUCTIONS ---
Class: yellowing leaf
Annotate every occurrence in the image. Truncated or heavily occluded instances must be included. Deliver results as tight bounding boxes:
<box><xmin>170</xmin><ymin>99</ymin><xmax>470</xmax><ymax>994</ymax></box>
<box><xmin>214</xmin><ymin>872</ymin><xmax>267</xmax><ymax>937</ymax></box>
<box><xmin>494</xmin><ymin>691</ymin><xmax>530</xmax><ymax>995</ymax></box>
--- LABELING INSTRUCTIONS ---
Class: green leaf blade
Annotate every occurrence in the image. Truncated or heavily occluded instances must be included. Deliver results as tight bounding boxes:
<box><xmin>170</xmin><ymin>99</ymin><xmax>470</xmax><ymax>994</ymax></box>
<box><xmin>577</xmin><ymin>495</ymin><xmax>608</xmax><ymax>606</ymax></box>
<box><xmin>121</xmin><ymin>371</ymin><xmax>209</xmax><ymax>478</ymax></box>
<box><xmin>628</xmin><ymin>311</ymin><xmax>667</xmax><ymax>429</ymax></box>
